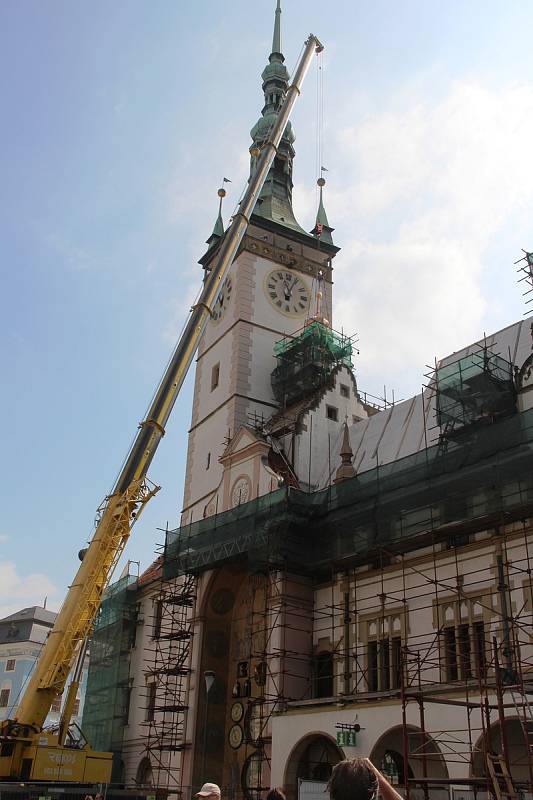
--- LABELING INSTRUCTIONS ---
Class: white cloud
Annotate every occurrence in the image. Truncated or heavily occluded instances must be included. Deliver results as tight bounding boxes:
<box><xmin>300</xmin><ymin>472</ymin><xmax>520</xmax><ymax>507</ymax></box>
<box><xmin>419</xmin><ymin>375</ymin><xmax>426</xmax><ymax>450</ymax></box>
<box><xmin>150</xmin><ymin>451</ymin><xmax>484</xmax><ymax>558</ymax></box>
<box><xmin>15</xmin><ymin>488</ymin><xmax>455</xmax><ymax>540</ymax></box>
<box><xmin>320</xmin><ymin>80</ymin><xmax>533</xmax><ymax>396</ymax></box>
<box><xmin>0</xmin><ymin>561</ymin><xmax>59</xmax><ymax>619</ymax></box>
<box><xmin>0</xmin><ymin>534</ymin><xmax>8</xmax><ymax>544</ymax></box>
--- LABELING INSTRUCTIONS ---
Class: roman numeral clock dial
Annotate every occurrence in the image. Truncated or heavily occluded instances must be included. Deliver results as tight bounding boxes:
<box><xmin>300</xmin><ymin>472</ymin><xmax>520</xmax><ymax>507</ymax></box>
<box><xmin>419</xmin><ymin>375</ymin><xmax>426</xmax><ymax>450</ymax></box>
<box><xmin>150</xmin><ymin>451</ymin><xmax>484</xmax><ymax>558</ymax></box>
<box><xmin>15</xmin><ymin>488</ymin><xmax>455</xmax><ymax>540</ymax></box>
<box><xmin>264</xmin><ymin>269</ymin><xmax>310</xmax><ymax>318</ymax></box>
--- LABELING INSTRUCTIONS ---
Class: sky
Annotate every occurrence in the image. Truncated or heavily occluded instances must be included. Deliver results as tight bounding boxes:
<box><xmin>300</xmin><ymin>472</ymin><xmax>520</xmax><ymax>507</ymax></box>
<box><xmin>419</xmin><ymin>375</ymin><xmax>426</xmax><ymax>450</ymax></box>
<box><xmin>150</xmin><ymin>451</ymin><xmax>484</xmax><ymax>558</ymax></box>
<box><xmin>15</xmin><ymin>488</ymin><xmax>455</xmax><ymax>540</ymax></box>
<box><xmin>1</xmin><ymin>0</ymin><xmax>533</xmax><ymax>617</ymax></box>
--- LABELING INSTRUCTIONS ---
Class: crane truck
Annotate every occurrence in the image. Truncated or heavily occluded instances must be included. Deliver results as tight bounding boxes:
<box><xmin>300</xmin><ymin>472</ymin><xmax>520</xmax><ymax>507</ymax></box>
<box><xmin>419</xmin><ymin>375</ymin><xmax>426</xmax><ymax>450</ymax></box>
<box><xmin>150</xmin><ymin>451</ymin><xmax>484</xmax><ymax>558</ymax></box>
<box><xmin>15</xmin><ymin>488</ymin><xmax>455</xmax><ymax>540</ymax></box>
<box><xmin>0</xmin><ymin>33</ymin><xmax>323</xmax><ymax>786</ymax></box>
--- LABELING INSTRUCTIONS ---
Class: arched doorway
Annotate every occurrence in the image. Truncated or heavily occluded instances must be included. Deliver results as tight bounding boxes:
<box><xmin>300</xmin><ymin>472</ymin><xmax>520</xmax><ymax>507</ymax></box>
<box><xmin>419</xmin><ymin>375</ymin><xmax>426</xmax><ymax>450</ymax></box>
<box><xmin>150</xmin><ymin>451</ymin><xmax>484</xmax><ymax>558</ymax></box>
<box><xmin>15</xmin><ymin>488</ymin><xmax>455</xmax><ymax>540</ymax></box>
<box><xmin>284</xmin><ymin>733</ymin><xmax>344</xmax><ymax>800</ymax></box>
<box><xmin>472</xmin><ymin>718</ymin><xmax>532</xmax><ymax>787</ymax></box>
<box><xmin>370</xmin><ymin>725</ymin><xmax>449</xmax><ymax>800</ymax></box>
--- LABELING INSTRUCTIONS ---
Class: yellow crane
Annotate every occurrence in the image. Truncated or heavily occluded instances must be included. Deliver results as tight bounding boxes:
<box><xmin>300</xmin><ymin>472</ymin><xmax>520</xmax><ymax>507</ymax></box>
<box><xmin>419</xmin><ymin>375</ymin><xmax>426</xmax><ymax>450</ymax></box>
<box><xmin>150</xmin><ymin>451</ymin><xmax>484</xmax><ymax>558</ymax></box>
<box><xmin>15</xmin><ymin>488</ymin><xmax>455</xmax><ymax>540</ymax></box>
<box><xmin>0</xmin><ymin>33</ymin><xmax>323</xmax><ymax>785</ymax></box>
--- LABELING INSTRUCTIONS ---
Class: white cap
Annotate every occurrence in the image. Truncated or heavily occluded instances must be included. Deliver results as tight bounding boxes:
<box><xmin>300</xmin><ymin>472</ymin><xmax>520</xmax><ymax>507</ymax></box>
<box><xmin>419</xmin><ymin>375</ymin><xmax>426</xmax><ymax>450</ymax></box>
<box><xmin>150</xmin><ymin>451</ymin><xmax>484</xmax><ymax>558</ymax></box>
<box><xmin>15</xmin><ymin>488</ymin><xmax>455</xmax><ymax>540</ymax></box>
<box><xmin>196</xmin><ymin>784</ymin><xmax>221</xmax><ymax>798</ymax></box>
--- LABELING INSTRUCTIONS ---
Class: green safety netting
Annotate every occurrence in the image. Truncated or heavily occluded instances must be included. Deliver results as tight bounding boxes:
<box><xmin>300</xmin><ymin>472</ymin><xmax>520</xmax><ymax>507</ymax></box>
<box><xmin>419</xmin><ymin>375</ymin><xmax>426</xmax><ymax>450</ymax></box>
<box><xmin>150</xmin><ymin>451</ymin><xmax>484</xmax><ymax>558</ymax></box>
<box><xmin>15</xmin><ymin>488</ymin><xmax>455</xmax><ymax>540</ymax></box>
<box><xmin>271</xmin><ymin>321</ymin><xmax>353</xmax><ymax>406</ymax></box>
<box><xmin>435</xmin><ymin>349</ymin><xmax>515</xmax><ymax>433</ymax></box>
<box><xmin>82</xmin><ymin>574</ymin><xmax>138</xmax><ymax>777</ymax></box>
<box><xmin>164</xmin><ymin>407</ymin><xmax>533</xmax><ymax>580</ymax></box>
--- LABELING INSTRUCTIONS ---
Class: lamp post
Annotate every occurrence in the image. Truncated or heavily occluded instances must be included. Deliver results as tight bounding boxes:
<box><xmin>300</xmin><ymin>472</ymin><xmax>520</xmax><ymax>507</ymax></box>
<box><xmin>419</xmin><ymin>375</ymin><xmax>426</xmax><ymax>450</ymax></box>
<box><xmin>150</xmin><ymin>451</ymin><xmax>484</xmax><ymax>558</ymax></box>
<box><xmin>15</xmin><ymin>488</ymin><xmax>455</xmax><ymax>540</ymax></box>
<box><xmin>202</xmin><ymin>670</ymin><xmax>216</xmax><ymax>779</ymax></box>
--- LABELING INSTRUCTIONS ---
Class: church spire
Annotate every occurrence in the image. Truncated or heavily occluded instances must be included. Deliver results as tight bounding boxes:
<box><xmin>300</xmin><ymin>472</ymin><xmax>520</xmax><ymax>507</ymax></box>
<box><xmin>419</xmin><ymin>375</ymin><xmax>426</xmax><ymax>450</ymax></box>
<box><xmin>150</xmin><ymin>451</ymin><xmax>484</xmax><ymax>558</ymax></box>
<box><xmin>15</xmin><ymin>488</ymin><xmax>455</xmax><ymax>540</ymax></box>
<box><xmin>311</xmin><ymin>176</ymin><xmax>335</xmax><ymax>245</ymax></box>
<box><xmin>272</xmin><ymin>0</ymin><xmax>282</xmax><ymax>57</ymax></box>
<box><xmin>249</xmin><ymin>2</ymin><xmax>309</xmax><ymax>236</ymax></box>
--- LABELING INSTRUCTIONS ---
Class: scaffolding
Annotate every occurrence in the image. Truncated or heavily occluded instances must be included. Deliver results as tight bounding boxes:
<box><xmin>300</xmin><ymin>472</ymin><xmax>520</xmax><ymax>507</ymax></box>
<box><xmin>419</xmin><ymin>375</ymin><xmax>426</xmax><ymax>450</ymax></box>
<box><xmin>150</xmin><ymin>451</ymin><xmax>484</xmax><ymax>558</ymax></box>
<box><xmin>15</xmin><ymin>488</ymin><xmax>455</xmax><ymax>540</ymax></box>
<box><xmin>271</xmin><ymin>321</ymin><xmax>354</xmax><ymax>407</ymax></box>
<box><xmin>141</xmin><ymin>559</ymin><xmax>197</xmax><ymax>796</ymax></box>
<box><xmin>136</xmin><ymin>389</ymin><xmax>533</xmax><ymax>800</ymax></box>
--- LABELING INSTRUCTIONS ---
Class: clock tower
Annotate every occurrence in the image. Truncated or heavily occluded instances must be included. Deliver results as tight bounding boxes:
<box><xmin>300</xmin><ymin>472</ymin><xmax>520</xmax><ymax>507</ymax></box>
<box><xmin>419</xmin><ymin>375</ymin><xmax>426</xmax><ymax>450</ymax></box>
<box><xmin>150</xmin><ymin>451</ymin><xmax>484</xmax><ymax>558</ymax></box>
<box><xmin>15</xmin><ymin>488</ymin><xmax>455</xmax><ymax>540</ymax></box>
<box><xmin>181</xmin><ymin>1</ymin><xmax>339</xmax><ymax>523</ymax></box>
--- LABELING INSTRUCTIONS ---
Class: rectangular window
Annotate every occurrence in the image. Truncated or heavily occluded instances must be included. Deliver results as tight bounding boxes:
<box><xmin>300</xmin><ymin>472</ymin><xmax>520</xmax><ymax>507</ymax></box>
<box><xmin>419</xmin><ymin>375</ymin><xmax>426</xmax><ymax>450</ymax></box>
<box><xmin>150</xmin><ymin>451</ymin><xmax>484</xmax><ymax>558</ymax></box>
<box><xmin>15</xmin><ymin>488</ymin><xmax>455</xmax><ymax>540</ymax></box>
<box><xmin>51</xmin><ymin>696</ymin><xmax>62</xmax><ymax>713</ymax></box>
<box><xmin>211</xmin><ymin>363</ymin><xmax>220</xmax><ymax>391</ymax></box>
<box><xmin>391</xmin><ymin>637</ymin><xmax>402</xmax><ymax>689</ymax></box>
<box><xmin>368</xmin><ymin>641</ymin><xmax>378</xmax><ymax>691</ymax></box>
<box><xmin>444</xmin><ymin>627</ymin><xmax>458</xmax><ymax>681</ymax></box>
<box><xmin>146</xmin><ymin>683</ymin><xmax>157</xmax><ymax>722</ymax></box>
<box><xmin>0</xmin><ymin>689</ymin><xmax>10</xmax><ymax>708</ymax></box>
<box><xmin>5</xmin><ymin>660</ymin><xmax>15</xmax><ymax>672</ymax></box>
<box><xmin>473</xmin><ymin>621</ymin><xmax>486</xmax><ymax>678</ymax></box>
<box><xmin>379</xmin><ymin>639</ymin><xmax>391</xmax><ymax>691</ymax></box>
<box><xmin>340</xmin><ymin>384</ymin><xmax>350</xmax><ymax>398</ymax></box>
<box><xmin>458</xmin><ymin>623</ymin><xmax>472</xmax><ymax>680</ymax></box>
<box><xmin>153</xmin><ymin>600</ymin><xmax>163</xmax><ymax>639</ymax></box>
<box><xmin>326</xmin><ymin>405</ymin><xmax>338</xmax><ymax>421</ymax></box>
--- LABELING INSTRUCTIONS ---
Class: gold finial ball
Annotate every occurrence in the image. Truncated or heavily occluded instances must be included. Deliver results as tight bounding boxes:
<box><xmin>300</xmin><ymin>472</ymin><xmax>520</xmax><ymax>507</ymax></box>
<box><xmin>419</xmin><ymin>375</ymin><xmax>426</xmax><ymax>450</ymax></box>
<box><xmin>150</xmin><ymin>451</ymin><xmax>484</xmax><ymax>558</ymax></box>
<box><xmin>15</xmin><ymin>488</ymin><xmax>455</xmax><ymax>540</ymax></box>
<box><xmin>250</xmin><ymin>146</ymin><xmax>261</xmax><ymax>158</ymax></box>
<box><xmin>317</xmin><ymin>177</ymin><xmax>326</xmax><ymax>187</ymax></box>
<box><xmin>218</xmin><ymin>188</ymin><xmax>226</xmax><ymax>198</ymax></box>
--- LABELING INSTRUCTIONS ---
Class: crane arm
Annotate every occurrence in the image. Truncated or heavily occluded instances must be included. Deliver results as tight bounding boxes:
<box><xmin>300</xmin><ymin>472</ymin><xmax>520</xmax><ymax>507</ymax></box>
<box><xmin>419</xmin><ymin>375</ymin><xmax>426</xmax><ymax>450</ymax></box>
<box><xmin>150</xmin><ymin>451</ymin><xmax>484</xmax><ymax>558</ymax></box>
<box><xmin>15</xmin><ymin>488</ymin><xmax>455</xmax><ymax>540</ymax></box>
<box><xmin>9</xmin><ymin>33</ymin><xmax>323</xmax><ymax>735</ymax></box>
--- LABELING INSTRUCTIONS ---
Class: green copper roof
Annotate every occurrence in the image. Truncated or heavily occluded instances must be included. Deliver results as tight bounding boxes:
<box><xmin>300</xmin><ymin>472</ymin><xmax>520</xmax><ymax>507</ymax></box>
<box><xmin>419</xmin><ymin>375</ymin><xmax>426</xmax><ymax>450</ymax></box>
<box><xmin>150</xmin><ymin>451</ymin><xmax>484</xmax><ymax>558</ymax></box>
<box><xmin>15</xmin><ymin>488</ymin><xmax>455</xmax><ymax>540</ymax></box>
<box><xmin>316</xmin><ymin>187</ymin><xmax>330</xmax><ymax>228</ymax></box>
<box><xmin>249</xmin><ymin>1</ymin><xmax>311</xmax><ymax>238</ymax></box>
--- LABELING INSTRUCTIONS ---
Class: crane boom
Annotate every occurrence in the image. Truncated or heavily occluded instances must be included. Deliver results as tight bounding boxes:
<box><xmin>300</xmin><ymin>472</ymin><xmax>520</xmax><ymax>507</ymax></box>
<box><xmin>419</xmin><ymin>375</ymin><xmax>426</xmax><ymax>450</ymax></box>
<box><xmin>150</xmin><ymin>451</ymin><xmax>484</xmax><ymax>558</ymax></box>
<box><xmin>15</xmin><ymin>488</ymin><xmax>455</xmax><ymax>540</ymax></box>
<box><xmin>0</xmin><ymin>33</ymin><xmax>323</xmax><ymax>784</ymax></box>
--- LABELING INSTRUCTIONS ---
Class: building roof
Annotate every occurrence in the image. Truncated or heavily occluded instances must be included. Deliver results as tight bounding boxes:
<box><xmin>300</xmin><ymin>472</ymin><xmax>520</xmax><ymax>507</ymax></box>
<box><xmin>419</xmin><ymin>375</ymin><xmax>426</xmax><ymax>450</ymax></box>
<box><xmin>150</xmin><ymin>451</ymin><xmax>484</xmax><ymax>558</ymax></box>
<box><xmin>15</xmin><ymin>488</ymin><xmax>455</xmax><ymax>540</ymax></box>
<box><xmin>347</xmin><ymin>317</ymin><xmax>533</xmax><ymax>475</ymax></box>
<box><xmin>0</xmin><ymin>606</ymin><xmax>56</xmax><ymax>626</ymax></box>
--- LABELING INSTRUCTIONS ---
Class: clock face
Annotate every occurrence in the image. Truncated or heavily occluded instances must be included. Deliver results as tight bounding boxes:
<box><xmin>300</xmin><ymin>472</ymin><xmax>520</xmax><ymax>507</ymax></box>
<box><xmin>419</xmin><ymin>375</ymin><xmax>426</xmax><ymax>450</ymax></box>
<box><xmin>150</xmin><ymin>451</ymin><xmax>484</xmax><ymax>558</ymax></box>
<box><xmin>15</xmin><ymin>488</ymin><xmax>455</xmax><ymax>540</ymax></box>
<box><xmin>231</xmin><ymin>476</ymin><xmax>251</xmax><ymax>507</ymax></box>
<box><xmin>231</xmin><ymin>702</ymin><xmax>244</xmax><ymax>723</ymax></box>
<box><xmin>212</xmin><ymin>275</ymin><xmax>233</xmax><ymax>322</ymax></box>
<box><xmin>210</xmin><ymin>588</ymin><xmax>235</xmax><ymax>616</ymax></box>
<box><xmin>264</xmin><ymin>269</ymin><xmax>309</xmax><ymax>317</ymax></box>
<box><xmin>229</xmin><ymin>723</ymin><xmax>244</xmax><ymax>749</ymax></box>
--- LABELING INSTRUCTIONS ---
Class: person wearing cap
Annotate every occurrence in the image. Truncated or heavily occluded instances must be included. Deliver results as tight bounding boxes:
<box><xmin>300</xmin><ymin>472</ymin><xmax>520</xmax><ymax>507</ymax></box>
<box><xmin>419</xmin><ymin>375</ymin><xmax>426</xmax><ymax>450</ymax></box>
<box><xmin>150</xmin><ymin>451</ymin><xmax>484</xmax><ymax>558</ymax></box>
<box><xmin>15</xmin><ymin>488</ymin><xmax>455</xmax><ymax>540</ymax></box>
<box><xmin>196</xmin><ymin>783</ymin><xmax>221</xmax><ymax>799</ymax></box>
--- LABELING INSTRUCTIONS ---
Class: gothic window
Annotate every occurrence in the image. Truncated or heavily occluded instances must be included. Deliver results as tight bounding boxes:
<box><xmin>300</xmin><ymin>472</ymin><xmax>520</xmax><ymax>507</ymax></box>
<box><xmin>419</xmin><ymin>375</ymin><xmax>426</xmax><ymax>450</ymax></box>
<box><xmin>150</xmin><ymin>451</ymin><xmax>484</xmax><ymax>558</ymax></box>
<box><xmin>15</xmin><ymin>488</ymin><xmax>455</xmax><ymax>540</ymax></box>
<box><xmin>366</xmin><ymin>614</ymin><xmax>403</xmax><ymax>692</ymax></box>
<box><xmin>440</xmin><ymin>599</ymin><xmax>487</xmax><ymax>682</ymax></box>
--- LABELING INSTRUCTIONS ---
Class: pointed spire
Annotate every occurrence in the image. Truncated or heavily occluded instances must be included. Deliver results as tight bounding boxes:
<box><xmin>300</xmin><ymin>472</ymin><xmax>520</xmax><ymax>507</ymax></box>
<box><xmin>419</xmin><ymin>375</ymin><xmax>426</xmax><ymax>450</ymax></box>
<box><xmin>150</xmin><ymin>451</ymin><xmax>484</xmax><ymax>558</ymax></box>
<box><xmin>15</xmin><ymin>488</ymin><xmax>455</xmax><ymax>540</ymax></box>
<box><xmin>272</xmin><ymin>0</ymin><xmax>282</xmax><ymax>58</ymax></box>
<box><xmin>334</xmin><ymin>420</ymin><xmax>356</xmax><ymax>483</ymax></box>
<box><xmin>312</xmin><ymin>176</ymin><xmax>335</xmax><ymax>245</ymax></box>
<box><xmin>205</xmin><ymin>186</ymin><xmax>226</xmax><ymax>250</ymax></box>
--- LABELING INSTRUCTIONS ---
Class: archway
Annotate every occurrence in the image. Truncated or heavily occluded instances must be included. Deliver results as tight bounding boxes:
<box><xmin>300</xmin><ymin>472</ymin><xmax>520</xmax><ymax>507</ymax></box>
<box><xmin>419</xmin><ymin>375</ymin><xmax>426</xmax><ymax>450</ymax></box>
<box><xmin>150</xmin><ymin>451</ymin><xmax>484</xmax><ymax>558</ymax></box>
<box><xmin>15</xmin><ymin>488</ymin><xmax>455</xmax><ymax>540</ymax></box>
<box><xmin>472</xmin><ymin>718</ymin><xmax>532</xmax><ymax>787</ymax></box>
<box><xmin>284</xmin><ymin>733</ymin><xmax>345</xmax><ymax>800</ymax></box>
<box><xmin>370</xmin><ymin>725</ymin><xmax>449</xmax><ymax>800</ymax></box>
<box><xmin>136</xmin><ymin>757</ymin><xmax>153</xmax><ymax>786</ymax></box>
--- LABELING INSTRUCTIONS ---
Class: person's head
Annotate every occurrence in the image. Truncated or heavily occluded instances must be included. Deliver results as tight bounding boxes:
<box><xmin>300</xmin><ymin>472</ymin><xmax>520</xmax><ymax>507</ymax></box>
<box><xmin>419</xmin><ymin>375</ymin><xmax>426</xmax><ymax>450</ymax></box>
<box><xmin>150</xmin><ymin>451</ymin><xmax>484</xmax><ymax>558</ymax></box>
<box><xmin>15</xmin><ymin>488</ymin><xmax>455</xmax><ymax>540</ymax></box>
<box><xmin>196</xmin><ymin>783</ymin><xmax>221</xmax><ymax>800</ymax></box>
<box><xmin>267</xmin><ymin>789</ymin><xmax>286</xmax><ymax>800</ymax></box>
<box><xmin>328</xmin><ymin>759</ymin><xmax>378</xmax><ymax>800</ymax></box>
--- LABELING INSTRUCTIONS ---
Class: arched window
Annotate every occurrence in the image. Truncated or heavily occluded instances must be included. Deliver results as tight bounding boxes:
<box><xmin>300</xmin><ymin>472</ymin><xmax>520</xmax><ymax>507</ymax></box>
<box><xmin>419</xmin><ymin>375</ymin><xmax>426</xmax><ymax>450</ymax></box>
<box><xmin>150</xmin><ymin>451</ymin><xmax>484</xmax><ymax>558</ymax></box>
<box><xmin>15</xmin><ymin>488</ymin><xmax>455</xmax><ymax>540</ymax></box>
<box><xmin>313</xmin><ymin>651</ymin><xmax>333</xmax><ymax>698</ymax></box>
<box><xmin>136</xmin><ymin>757</ymin><xmax>153</xmax><ymax>786</ymax></box>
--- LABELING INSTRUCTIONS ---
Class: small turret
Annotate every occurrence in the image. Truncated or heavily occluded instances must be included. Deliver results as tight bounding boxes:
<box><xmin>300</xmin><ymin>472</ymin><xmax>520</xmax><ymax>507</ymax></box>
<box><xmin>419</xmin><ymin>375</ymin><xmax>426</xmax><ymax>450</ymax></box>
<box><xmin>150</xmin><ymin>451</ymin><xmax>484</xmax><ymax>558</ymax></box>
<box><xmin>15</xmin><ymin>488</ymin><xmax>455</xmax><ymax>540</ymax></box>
<box><xmin>334</xmin><ymin>420</ymin><xmax>355</xmax><ymax>483</ymax></box>
<box><xmin>311</xmin><ymin>177</ymin><xmax>334</xmax><ymax>246</ymax></box>
<box><xmin>205</xmin><ymin>186</ymin><xmax>227</xmax><ymax>251</ymax></box>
